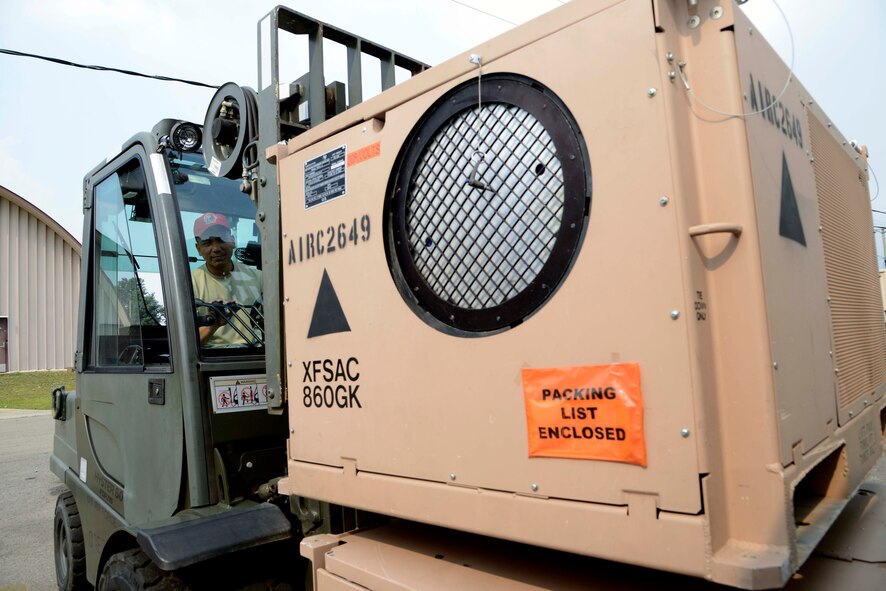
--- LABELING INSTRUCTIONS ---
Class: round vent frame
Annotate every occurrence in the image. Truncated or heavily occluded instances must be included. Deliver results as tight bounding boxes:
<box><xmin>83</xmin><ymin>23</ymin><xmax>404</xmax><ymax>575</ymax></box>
<box><xmin>385</xmin><ymin>74</ymin><xmax>591</xmax><ymax>336</ymax></box>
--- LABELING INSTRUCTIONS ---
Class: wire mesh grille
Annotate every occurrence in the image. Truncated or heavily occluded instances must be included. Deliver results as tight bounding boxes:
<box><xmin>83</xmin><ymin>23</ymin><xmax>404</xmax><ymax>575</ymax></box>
<box><xmin>405</xmin><ymin>103</ymin><xmax>564</xmax><ymax>309</ymax></box>
<box><xmin>387</xmin><ymin>75</ymin><xmax>589</xmax><ymax>334</ymax></box>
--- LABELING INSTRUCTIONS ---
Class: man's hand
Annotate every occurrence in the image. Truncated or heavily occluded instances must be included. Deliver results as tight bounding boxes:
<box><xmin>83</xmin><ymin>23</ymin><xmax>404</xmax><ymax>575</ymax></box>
<box><xmin>196</xmin><ymin>299</ymin><xmax>232</xmax><ymax>343</ymax></box>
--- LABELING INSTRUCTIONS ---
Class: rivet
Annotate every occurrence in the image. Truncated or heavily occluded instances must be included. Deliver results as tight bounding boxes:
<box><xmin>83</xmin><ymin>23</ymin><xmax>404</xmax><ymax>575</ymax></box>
<box><xmin>848</xmin><ymin>410</ymin><xmax>853</xmax><ymax>417</ymax></box>
<box><xmin>257</xmin><ymin>211</ymin><xmax>266</xmax><ymax>222</ymax></box>
<box><xmin>284</xmin><ymin>296</ymin><xmax>289</xmax><ymax>302</ymax></box>
<box><xmin>670</xmin><ymin>310</ymin><xmax>680</xmax><ymax>320</ymax></box>
<box><xmin>283</xmin><ymin>232</ymin><xmax>287</xmax><ymax>238</ymax></box>
<box><xmin>863</xmin><ymin>399</ymin><xmax>870</xmax><ymax>406</ymax></box>
<box><xmin>288</xmin><ymin>361</ymin><xmax>292</xmax><ymax>367</ymax></box>
<box><xmin>531</xmin><ymin>483</ymin><xmax>539</xmax><ymax>492</ymax></box>
<box><xmin>710</xmin><ymin>6</ymin><xmax>724</xmax><ymax>19</ymax></box>
<box><xmin>290</xmin><ymin>428</ymin><xmax>295</xmax><ymax>433</ymax></box>
<box><xmin>246</xmin><ymin>461</ymin><xmax>254</xmax><ymax>469</ymax></box>
<box><xmin>681</xmin><ymin>428</ymin><xmax>690</xmax><ymax>438</ymax></box>
<box><xmin>666</xmin><ymin>52</ymin><xmax>675</xmax><ymax>63</ymax></box>
<box><xmin>688</xmin><ymin>15</ymin><xmax>701</xmax><ymax>29</ymax></box>
<box><xmin>450</xmin><ymin>473</ymin><xmax>457</xmax><ymax>481</ymax></box>
<box><xmin>669</xmin><ymin>71</ymin><xmax>676</xmax><ymax>82</ymax></box>
<box><xmin>773</xmin><ymin>362</ymin><xmax>778</xmax><ymax>370</ymax></box>
<box><xmin>648</xmin><ymin>87</ymin><xmax>657</xmax><ymax>97</ymax></box>
<box><xmin>659</xmin><ymin>196</ymin><xmax>669</xmax><ymax>206</ymax></box>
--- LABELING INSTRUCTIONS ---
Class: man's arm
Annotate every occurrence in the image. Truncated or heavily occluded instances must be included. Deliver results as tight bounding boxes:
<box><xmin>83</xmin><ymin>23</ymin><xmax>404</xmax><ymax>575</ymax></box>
<box><xmin>193</xmin><ymin>267</ymin><xmax>220</xmax><ymax>345</ymax></box>
<box><xmin>199</xmin><ymin>322</ymin><xmax>219</xmax><ymax>344</ymax></box>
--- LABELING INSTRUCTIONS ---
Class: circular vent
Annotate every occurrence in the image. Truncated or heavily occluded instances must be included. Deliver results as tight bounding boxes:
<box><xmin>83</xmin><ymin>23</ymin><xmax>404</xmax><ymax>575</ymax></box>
<box><xmin>386</xmin><ymin>75</ymin><xmax>590</xmax><ymax>335</ymax></box>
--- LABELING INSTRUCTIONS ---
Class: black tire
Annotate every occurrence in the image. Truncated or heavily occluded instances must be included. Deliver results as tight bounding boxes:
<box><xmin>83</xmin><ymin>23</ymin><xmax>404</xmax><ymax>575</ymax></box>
<box><xmin>98</xmin><ymin>549</ymin><xmax>188</xmax><ymax>591</ymax></box>
<box><xmin>54</xmin><ymin>490</ymin><xmax>89</xmax><ymax>591</ymax></box>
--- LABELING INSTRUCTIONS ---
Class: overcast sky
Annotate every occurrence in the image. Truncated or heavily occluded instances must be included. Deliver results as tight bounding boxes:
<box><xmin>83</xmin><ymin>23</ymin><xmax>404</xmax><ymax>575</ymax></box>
<box><xmin>1</xmin><ymin>0</ymin><xmax>884</xmax><ymax>252</ymax></box>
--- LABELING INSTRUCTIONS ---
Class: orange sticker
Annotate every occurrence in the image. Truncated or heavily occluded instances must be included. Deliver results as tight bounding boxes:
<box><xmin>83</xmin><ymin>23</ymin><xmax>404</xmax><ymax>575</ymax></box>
<box><xmin>522</xmin><ymin>364</ymin><xmax>646</xmax><ymax>466</ymax></box>
<box><xmin>347</xmin><ymin>141</ymin><xmax>381</xmax><ymax>167</ymax></box>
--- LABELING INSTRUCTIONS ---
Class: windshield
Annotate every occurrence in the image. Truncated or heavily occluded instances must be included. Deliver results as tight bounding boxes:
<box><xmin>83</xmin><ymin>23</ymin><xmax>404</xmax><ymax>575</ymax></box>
<box><xmin>170</xmin><ymin>151</ymin><xmax>264</xmax><ymax>356</ymax></box>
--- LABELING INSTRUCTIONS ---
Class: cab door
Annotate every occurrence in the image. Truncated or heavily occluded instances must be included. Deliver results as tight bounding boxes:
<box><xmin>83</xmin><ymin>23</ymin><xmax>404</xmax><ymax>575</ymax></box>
<box><xmin>76</xmin><ymin>148</ymin><xmax>184</xmax><ymax>525</ymax></box>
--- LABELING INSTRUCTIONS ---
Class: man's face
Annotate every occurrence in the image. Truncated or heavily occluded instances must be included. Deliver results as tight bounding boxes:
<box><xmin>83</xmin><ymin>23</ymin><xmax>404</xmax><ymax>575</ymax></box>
<box><xmin>196</xmin><ymin>227</ymin><xmax>234</xmax><ymax>271</ymax></box>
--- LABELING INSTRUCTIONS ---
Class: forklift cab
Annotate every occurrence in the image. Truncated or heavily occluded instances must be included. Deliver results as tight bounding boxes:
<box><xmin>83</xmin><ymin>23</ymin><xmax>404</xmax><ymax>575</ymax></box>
<box><xmin>52</xmin><ymin>119</ymin><xmax>288</xmax><ymax>583</ymax></box>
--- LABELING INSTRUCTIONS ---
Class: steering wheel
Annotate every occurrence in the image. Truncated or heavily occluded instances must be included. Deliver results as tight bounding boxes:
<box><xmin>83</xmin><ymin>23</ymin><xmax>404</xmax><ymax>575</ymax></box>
<box><xmin>117</xmin><ymin>344</ymin><xmax>143</xmax><ymax>365</ymax></box>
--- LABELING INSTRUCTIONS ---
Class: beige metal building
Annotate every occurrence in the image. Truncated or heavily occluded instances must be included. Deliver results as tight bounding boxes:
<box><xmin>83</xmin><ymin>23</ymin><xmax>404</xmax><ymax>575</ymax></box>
<box><xmin>0</xmin><ymin>185</ymin><xmax>80</xmax><ymax>372</ymax></box>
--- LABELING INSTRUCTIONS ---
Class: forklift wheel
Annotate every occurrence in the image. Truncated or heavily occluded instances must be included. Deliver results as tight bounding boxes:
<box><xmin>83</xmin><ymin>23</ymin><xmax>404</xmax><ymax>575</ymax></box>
<box><xmin>98</xmin><ymin>548</ymin><xmax>187</xmax><ymax>591</ymax></box>
<box><xmin>54</xmin><ymin>491</ymin><xmax>88</xmax><ymax>591</ymax></box>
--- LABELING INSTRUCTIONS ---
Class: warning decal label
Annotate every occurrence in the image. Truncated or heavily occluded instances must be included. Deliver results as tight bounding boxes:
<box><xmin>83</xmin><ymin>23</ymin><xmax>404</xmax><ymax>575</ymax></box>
<box><xmin>210</xmin><ymin>374</ymin><xmax>269</xmax><ymax>414</ymax></box>
<box><xmin>521</xmin><ymin>364</ymin><xmax>646</xmax><ymax>466</ymax></box>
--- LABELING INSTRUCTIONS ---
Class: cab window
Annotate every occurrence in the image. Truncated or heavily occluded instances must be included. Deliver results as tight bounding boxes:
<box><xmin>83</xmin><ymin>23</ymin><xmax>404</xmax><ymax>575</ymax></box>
<box><xmin>170</xmin><ymin>152</ymin><xmax>264</xmax><ymax>355</ymax></box>
<box><xmin>89</xmin><ymin>157</ymin><xmax>170</xmax><ymax>369</ymax></box>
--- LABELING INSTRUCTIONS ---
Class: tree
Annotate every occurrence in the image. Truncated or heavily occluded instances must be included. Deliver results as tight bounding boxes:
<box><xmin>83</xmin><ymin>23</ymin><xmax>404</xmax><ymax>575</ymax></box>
<box><xmin>117</xmin><ymin>277</ymin><xmax>166</xmax><ymax>326</ymax></box>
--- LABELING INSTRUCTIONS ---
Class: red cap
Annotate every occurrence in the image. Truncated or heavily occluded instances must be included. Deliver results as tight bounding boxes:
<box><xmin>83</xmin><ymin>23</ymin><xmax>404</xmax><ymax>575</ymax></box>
<box><xmin>193</xmin><ymin>212</ymin><xmax>231</xmax><ymax>239</ymax></box>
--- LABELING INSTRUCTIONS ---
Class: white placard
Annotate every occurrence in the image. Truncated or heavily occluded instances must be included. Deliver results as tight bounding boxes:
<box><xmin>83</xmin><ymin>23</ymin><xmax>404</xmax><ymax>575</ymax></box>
<box><xmin>210</xmin><ymin>374</ymin><xmax>268</xmax><ymax>414</ymax></box>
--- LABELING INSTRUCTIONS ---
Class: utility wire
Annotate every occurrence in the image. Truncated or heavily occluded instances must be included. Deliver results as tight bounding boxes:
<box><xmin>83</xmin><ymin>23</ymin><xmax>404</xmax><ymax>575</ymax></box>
<box><xmin>446</xmin><ymin>1</ymin><xmax>569</xmax><ymax>30</ymax></box>
<box><xmin>4</xmin><ymin>2</ymin><xmax>563</xmax><ymax>84</ymax></box>
<box><xmin>0</xmin><ymin>48</ymin><xmax>218</xmax><ymax>89</ymax></box>
<box><xmin>449</xmin><ymin>0</ymin><xmax>518</xmax><ymax>26</ymax></box>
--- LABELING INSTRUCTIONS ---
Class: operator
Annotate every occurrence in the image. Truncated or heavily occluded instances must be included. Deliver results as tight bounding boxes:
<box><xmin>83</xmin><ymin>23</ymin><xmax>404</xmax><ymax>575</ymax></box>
<box><xmin>191</xmin><ymin>212</ymin><xmax>262</xmax><ymax>346</ymax></box>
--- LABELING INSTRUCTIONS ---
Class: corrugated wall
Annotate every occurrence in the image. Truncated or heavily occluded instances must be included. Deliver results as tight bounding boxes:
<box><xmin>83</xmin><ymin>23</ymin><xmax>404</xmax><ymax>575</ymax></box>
<box><xmin>809</xmin><ymin>115</ymin><xmax>886</xmax><ymax>416</ymax></box>
<box><xmin>0</xmin><ymin>187</ymin><xmax>80</xmax><ymax>371</ymax></box>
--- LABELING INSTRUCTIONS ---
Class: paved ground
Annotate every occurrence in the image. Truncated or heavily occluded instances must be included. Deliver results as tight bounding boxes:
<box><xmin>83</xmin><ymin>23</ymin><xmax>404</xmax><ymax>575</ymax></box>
<box><xmin>0</xmin><ymin>410</ymin><xmax>61</xmax><ymax>591</ymax></box>
<box><xmin>0</xmin><ymin>409</ymin><xmax>883</xmax><ymax>591</ymax></box>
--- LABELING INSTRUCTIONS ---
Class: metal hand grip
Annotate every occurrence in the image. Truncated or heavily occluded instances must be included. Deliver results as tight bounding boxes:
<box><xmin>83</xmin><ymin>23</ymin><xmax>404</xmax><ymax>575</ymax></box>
<box><xmin>688</xmin><ymin>223</ymin><xmax>743</xmax><ymax>238</ymax></box>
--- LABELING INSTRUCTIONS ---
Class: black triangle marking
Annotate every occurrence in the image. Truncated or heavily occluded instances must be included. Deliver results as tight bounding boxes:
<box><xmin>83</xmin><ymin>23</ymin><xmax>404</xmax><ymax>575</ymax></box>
<box><xmin>778</xmin><ymin>152</ymin><xmax>806</xmax><ymax>247</ymax></box>
<box><xmin>307</xmin><ymin>269</ymin><xmax>351</xmax><ymax>339</ymax></box>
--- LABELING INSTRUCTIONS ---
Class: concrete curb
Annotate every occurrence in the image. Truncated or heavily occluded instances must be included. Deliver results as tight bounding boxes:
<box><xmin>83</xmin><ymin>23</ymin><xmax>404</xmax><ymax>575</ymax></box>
<box><xmin>0</xmin><ymin>409</ymin><xmax>52</xmax><ymax>420</ymax></box>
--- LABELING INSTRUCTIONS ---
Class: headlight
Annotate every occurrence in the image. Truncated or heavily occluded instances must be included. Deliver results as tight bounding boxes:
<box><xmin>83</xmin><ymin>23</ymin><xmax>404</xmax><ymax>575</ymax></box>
<box><xmin>170</xmin><ymin>121</ymin><xmax>202</xmax><ymax>152</ymax></box>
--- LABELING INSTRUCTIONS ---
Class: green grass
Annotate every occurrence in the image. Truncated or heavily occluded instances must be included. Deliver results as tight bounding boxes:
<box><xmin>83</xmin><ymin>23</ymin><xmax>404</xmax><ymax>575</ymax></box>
<box><xmin>0</xmin><ymin>370</ymin><xmax>76</xmax><ymax>410</ymax></box>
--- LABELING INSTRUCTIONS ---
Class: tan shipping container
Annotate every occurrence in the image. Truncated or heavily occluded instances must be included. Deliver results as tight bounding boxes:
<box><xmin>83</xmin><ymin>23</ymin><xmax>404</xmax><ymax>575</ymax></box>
<box><xmin>273</xmin><ymin>1</ymin><xmax>885</xmax><ymax>587</ymax></box>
